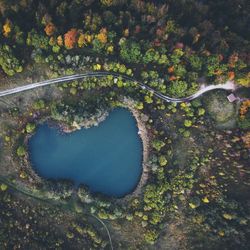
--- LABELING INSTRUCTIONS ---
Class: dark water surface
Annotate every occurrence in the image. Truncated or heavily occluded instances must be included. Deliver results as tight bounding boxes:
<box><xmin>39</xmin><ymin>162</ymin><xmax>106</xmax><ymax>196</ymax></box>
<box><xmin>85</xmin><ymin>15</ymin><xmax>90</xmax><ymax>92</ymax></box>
<box><xmin>29</xmin><ymin>108</ymin><xmax>143</xmax><ymax>197</ymax></box>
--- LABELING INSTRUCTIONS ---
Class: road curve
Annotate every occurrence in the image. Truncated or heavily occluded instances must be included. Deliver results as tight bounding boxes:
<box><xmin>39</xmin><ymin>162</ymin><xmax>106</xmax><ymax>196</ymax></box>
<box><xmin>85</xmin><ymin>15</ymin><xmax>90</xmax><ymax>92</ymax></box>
<box><xmin>0</xmin><ymin>71</ymin><xmax>237</xmax><ymax>102</ymax></box>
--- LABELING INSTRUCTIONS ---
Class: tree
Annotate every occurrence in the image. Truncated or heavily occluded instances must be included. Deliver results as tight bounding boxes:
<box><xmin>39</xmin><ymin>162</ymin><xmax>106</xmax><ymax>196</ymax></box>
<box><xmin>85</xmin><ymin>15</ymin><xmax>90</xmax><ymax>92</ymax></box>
<box><xmin>44</xmin><ymin>22</ymin><xmax>56</xmax><ymax>36</ymax></box>
<box><xmin>145</xmin><ymin>95</ymin><xmax>153</xmax><ymax>104</ymax></box>
<box><xmin>120</xmin><ymin>40</ymin><xmax>142</xmax><ymax>63</ymax></box>
<box><xmin>0</xmin><ymin>45</ymin><xmax>23</xmax><ymax>76</ymax></box>
<box><xmin>64</xmin><ymin>29</ymin><xmax>78</xmax><ymax>49</ymax></box>
<box><xmin>27</xmin><ymin>30</ymin><xmax>49</xmax><ymax>50</ymax></box>
<box><xmin>168</xmin><ymin>80</ymin><xmax>188</xmax><ymax>98</ymax></box>
<box><xmin>70</xmin><ymin>87</ymin><xmax>77</xmax><ymax>95</ymax></box>
<box><xmin>206</xmin><ymin>55</ymin><xmax>228</xmax><ymax>77</ymax></box>
<box><xmin>17</xmin><ymin>146</ymin><xmax>26</xmax><ymax>157</ymax></box>
<box><xmin>142</xmin><ymin>49</ymin><xmax>159</xmax><ymax>64</ymax></box>
<box><xmin>184</xmin><ymin>119</ymin><xmax>192</xmax><ymax>127</ymax></box>
<box><xmin>136</xmin><ymin>102</ymin><xmax>144</xmax><ymax>110</ymax></box>
<box><xmin>33</xmin><ymin>100</ymin><xmax>45</xmax><ymax>110</ymax></box>
<box><xmin>189</xmin><ymin>196</ymin><xmax>201</xmax><ymax>209</ymax></box>
<box><xmin>144</xmin><ymin>229</ymin><xmax>158</xmax><ymax>244</ymax></box>
<box><xmin>92</xmin><ymin>38</ymin><xmax>104</xmax><ymax>52</ymax></box>
<box><xmin>26</xmin><ymin>123</ymin><xmax>36</xmax><ymax>133</ymax></box>
<box><xmin>152</xmin><ymin>140</ymin><xmax>165</xmax><ymax>151</ymax></box>
<box><xmin>236</xmin><ymin>72</ymin><xmax>250</xmax><ymax>87</ymax></box>
<box><xmin>2</xmin><ymin>19</ymin><xmax>12</xmax><ymax>37</ymax></box>
<box><xmin>0</xmin><ymin>184</ymin><xmax>8</xmax><ymax>191</ymax></box>
<box><xmin>97</xmin><ymin>28</ymin><xmax>108</xmax><ymax>44</ymax></box>
<box><xmin>188</xmin><ymin>55</ymin><xmax>203</xmax><ymax>71</ymax></box>
<box><xmin>159</xmin><ymin>155</ymin><xmax>167</xmax><ymax>166</ymax></box>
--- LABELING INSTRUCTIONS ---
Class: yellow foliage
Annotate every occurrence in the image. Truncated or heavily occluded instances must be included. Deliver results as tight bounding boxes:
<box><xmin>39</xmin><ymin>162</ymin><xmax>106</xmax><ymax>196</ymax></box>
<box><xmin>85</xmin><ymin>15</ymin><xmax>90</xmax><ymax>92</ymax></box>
<box><xmin>97</xmin><ymin>28</ymin><xmax>108</xmax><ymax>44</ymax></box>
<box><xmin>86</xmin><ymin>34</ymin><xmax>93</xmax><ymax>43</ymax></box>
<box><xmin>20</xmin><ymin>171</ymin><xmax>27</xmax><ymax>179</ymax></box>
<box><xmin>0</xmin><ymin>183</ymin><xmax>8</xmax><ymax>191</ymax></box>
<box><xmin>4</xmin><ymin>136</ymin><xmax>10</xmax><ymax>142</ymax></box>
<box><xmin>218</xmin><ymin>231</ymin><xmax>225</xmax><ymax>237</ymax></box>
<box><xmin>222</xmin><ymin>213</ymin><xmax>234</xmax><ymax>220</ymax></box>
<box><xmin>77</xmin><ymin>33</ymin><xmax>93</xmax><ymax>47</ymax></box>
<box><xmin>237</xmin><ymin>72</ymin><xmax>250</xmax><ymax>87</ymax></box>
<box><xmin>3</xmin><ymin>19</ymin><xmax>12</xmax><ymax>37</ymax></box>
<box><xmin>100</xmin><ymin>0</ymin><xmax>113</xmax><ymax>6</ymax></box>
<box><xmin>107</xmin><ymin>45</ymin><xmax>114</xmax><ymax>54</ymax></box>
<box><xmin>123</xmin><ymin>28</ymin><xmax>129</xmax><ymax>37</ymax></box>
<box><xmin>49</xmin><ymin>37</ymin><xmax>56</xmax><ymax>46</ymax></box>
<box><xmin>78</xmin><ymin>33</ymin><xmax>87</xmax><ymax>47</ymax></box>
<box><xmin>240</xmin><ymin>100</ymin><xmax>250</xmax><ymax>119</ymax></box>
<box><xmin>93</xmin><ymin>64</ymin><xmax>102</xmax><ymax>70</ymax></box>
<box><xmin>189</xmin><ymin>203</ymin><xmax>197</xmax><ymax>209</ymax></box>
<box><xmin>57</xmin><ymin>35</ymin><xmax>63</xmax><ymax>46</ymax></box>
<box><xmin>202</xmin><ymin>197</ymin><xmax>209</xmax><ymax>203</ymax></box>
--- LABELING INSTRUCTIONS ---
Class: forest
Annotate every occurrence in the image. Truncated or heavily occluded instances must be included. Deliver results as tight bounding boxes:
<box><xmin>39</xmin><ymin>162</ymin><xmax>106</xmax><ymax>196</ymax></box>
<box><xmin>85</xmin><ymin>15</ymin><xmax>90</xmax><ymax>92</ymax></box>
<box><xmin>0</xmin><ymin>0</ymin><xmax>249</xmax><ymax>249</ymax></box>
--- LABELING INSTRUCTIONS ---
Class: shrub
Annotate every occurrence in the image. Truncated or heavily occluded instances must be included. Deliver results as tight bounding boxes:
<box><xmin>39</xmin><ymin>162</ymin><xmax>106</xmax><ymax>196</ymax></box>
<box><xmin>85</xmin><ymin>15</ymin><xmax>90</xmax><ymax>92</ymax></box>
<box><xmin>33</xmin><ymin>100</ymin><xmax>45</xmax><ymax>110</ymax></box>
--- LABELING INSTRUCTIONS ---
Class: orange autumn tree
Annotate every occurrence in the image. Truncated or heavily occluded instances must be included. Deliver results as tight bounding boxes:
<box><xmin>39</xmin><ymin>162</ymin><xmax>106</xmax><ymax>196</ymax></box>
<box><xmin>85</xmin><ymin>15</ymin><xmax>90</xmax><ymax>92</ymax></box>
<box><xmin>44</xmin><ymin>22</ymin><xmax>56</xmax><ymax>36</ymax></box>
<box><xmin>64</xmin><ymin>29</ymin><xmax>78</xmax><ymax>49</ymax></box>
<box><xmin>228</xmin><ymin>71</ymin><xmax>235</xmax><ymax>80</ymax></box>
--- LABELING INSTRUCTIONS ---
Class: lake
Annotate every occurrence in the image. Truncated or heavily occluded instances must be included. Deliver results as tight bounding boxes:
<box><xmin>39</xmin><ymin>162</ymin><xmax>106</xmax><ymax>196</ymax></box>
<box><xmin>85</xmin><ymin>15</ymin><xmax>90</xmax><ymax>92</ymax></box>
<box><xmin>28</xmin><ymin>108</ymin><xmax>143</xmax><ymax>197</ymax></box>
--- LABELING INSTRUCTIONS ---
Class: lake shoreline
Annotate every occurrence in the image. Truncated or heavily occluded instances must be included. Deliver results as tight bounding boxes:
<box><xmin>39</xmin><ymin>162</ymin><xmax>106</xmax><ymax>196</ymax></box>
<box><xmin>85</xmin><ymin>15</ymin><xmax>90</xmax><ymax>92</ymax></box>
<box><xmin>59</xmin><ymin>98</ymin><xmax>151</xmax><ymax>198</ymax></box>
<box><xmin>21</xmin><ymin>101</ymin><xmax>150</xmax><ymax>199</ymax></box>
<box><xmin>120</xmin><ymin>97</ymin><xmax>150</xmax><ymax>199</ymax></box>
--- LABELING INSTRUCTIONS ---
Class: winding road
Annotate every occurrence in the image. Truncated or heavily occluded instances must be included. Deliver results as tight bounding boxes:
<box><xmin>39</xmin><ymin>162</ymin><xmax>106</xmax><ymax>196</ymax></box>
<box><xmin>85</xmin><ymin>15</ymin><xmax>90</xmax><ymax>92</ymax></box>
<box><xmin>0</xmin><ymin>71</ymin><xmax>237</xmax><ymax>102</ymax></box>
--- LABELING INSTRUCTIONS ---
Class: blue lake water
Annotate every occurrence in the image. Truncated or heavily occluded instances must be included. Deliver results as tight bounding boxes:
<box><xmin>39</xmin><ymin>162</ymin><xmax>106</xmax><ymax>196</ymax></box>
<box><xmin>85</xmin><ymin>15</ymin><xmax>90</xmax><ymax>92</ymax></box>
<box><xmin>28</xmin><ymin>108</ymin><xmax>143</xmax><ymax>197</ymax></box>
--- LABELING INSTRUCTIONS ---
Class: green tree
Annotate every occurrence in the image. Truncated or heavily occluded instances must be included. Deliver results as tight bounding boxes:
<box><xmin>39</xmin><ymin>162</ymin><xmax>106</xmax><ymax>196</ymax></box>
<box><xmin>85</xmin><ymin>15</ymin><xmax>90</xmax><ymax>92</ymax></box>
<box><xmin>188</xmin><ymin>55</ymin><xmax>203</xmax><ymax>71</ymax></box>
<box><xmin>17</xmin><ymin>146</ymin><xmax>26</xmax><ymax>157</ymax></box>
<box><xmin>168</xmin><ymin>80</ymin><xmax>188</xmax><ymax>98</ymax></box>
<box><xmin>152</xmin><ymin>140</ymin><xmax>165</xmax><ymax>151</ymax></box>
<box><xmin>120</xmin><ymin>40</ymin><xmax>142</xmax><ymax>63</ymax></box>
<box><xmin>26</xmin><ymin>123</ymin><xmax>36</xmax><ymax>133</ymax></box>
<box><xmin>159</xmin><ymin>155</ymin><xmax>167</xmax><ymax>166</ymax></box>
<box><xmin>26</xmin><ymin>29</ymin><xmax>49</xmax><ymax>50</ymax></box>
<box><xmin>184</xmin><ymin>119</ymin><xmax>192</xmax><ymax>127</ymax></box>
<box><xmin>144</xmin><ymin>229</ymin><xmax>158</xmax><ymax>244</ymax></box>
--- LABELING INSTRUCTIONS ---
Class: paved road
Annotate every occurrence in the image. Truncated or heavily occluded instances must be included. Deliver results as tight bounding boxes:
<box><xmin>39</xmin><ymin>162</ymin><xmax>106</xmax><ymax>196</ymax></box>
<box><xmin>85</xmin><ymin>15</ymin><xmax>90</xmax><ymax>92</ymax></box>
<box><xmin>0</xmin><ymin>71</ymin><xmax>237</xmax><ymax>102</ymax></box>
